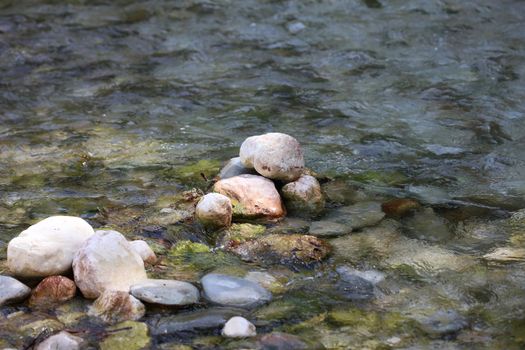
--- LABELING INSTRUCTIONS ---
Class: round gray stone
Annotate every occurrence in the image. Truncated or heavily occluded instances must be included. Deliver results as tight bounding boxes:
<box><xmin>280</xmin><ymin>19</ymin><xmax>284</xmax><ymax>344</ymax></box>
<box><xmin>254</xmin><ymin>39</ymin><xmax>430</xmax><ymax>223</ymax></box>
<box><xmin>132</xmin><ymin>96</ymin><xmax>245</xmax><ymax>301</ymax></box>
<box><xmin>201</xmin><ymin>273</ymin><xmax>272</xmax><ymax>308</ymax></box>
<box><xmin>0</xmin><ymin>275</ymin><xmax>31</xmax><ymax>306</ymax></box>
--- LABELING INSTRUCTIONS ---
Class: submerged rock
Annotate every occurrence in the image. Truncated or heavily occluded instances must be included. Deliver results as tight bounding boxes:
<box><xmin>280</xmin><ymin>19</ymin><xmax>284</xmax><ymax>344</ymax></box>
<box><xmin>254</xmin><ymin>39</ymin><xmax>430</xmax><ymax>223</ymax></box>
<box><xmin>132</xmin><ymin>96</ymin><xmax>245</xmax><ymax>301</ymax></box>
<box><xmin>220</xmin><ymin>223</ymin><xmax>266</xmax><ymax>246</ymax></box>
<box><xmin>336</xmin><ymin>274</ymin><xmax>375</xmax><ymax>300</ymax></box>
<box><xmin>308</xmin><ymin>220</ymin><xmax>350</xmax><ymax>237</ymax></box>
<box><xmin>29</xmin><ymin>275</ymin><xmax>77</xmax><ymax>307</ymax></box>
<box><xmin>0</xmin><ymin>275</ymin><xmax>31</xmax><ymax>306</ymax></box>
<box><xmin>213</xmin><ymin>174</ymin><xmax>285</xmax><ymax>221</ymax></box>
<box><xmin>482</xmin><ymin>247</ymin><xmax>525</xmax><ymax>263</ymax></box>
<box><xmin>73</xmin><ymin>230</ymin><xmax>147</xmax><ymax>299</ymax></box>
<box><xmin>381</xmin><ymin>198</ymin><xmax>421</xmax><ymax>218</ymax></box>
<box><xmin>218</xmin><ymin>157</ymin><xmax>256</xmax><ymax>179</ymax></box>
<box><xmin>195</xmin><ymin>193</ymin><xmax>232</xmax><ymax>229</ymax></box>
<box><xmin>239</xmin><ymin>133</ymin><xmax>305</xmax><ymax>182</ymax></box>
<box><xmin>324</xmin><ymin>201</ymin><xmax>385</xmax><ymax>230</ymax></box>
<box><xmin>88</xmin><ymin>290</ymin><xmax>145</xmax><ymax>323</ymax></box>
<box><xmin>221</xmin><ymin>316</ymin><xmax>256</xmax><ymax>338</ymax></box>
<box><xmin>229</xmin><ymin>234</ymin><xmax>331</xmax><ymax>267</ymax></box>
<box><xmin>130</xmin><ymin>279</ymin><xmax>199</xmax><ymax>306</ymax></box>
<box><xmin>281</xmin><ymin>175</ymin><xmax>325</xmax><ymax>217</ymax></box>
<box><xmin>402</xmin><ymin>207</ymin><xmax>452</xmax><ymax>242</ymax></box>
<box><xmin>201</xmin><ymin>273</ymin><xmax>272</xmax><ymax>308</ymax></box>
<box><xmin>416</xmin><ymin>310</ymin><xmax>468</xmax><ymax>337</ymax></box>
<box><xmin>129</xmin><ymin>240</ymin><xmax>157</xmax><ymax>265</ymax></box>
<box><xmin>7</xmin><ymin>216</ymin><xmax>95</xmax><ymax>278</ymax></box>
<box><xmin>100</xmin><ymin>321</ymin><xmax>150</xmax><ymax>350</ymax></box>
<box><xmin>152</xmin><ymin>307</ymin><xmax>244</xmax><ymax>336</ymax></box>
<box><xmin>259</xmin><ymin>332</ymin><xmax>308</xmax><ymax>350</ymax></box>
<box><xmin>35</xmin><ymin>331</ymin><xmax>83</xmax><ymax>350</ymax></box>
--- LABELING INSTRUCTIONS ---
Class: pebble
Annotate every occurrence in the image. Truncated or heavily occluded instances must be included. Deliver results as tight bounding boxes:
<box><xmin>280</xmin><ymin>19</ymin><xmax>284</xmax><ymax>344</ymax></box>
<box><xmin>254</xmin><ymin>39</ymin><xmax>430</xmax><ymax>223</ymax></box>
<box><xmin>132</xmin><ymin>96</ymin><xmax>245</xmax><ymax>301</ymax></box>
<box><xmin>221</xmin><ymin>316</ymin><xmax>256</xmax><ymax>338</ymax></box>
<box><xmin>88</xmin><ymin>290</ymin><xmax>145</xmax><ymax>323</ymax></box>
<box><xmin>130</xmin><ymin>279</ymin><xmax>199</xmax><ymax>306</ymax></box>
<box><xmin>129</xmin><ymin>240</ymin><xmax>157</xmax><ymax>264</ymax></box>
<box><xmin>0</xmin><ymin>275</ymin><xmax>31</xmax><ymax>306</ymax></box>
<box><xmin>29</xmin><ymin>275</ymin><xmax>77</xmax><ymax>307</ymax></box>
<box><xmin>201</xmin><ymin>273</ymin><xmax>272</xmax><ymax>308</ymax></box>
<box><xmin>35</xmin><ymin>331</ymin><xmax>83</xmax><ymax>350</ymax></box>
<box><xmin>195</xmin><ymin>193</ymin><xmax>232</xmax><ymax>229</ymax></box>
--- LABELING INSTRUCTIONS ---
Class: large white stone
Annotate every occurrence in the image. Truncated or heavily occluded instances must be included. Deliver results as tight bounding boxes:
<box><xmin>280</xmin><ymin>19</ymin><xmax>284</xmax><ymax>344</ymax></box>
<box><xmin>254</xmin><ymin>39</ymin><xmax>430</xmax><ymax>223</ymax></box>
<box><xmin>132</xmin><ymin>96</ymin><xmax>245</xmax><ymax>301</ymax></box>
<box><xmin>195</xmin><ymin>193</ymin><xmax>232</xmax><ymax>229</ymax></box>
<box><xmin>222</xmin><ymin>316</ymin><xmax>257</xmax><ymax>338</ymax></box>
<box><xmin>239</xmin><ymin>133</ymin><xmax>304</xmax><ymax>182</ymax></box>
<box><xmin>7</xmin><ymin>216</ymin><xmax>95</xmax><ymax>278</ymax></box>
<box><xmin>72</xmin><ymin>230</ymin><xmax>147</xmax><ymax>299</ymax></box>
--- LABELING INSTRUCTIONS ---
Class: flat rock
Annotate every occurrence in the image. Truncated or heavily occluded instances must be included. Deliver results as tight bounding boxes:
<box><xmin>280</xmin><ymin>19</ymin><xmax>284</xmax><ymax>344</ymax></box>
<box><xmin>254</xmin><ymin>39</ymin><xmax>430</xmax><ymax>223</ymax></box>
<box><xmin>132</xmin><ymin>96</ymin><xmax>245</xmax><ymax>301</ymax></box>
<box><xmin>100</xmin><ymin>321</ymin><xmax>150</xmax><ymax>350</ymax></box>
<box><xmin>152</xmin><ymin>307</ymin><xmax>244</xmax><ymax>336</ymax></box>
<box><xmin>195</xmin><ymin>193</ymin><xmax>232</xmax><ymax>229</ymax></box>
<box><xmin>417</xmin><ymin>310</ymin><xmax>468</xmax><ymax>336</ymax></box>
<box><xmin>129</xmin><ymin>240</ymin><xmax>157</xmax><ymax>264</ymax></box>
<box><xmin>7</xmin><ymin>216</ymin><xmax>95</xmax><ymax>277</ymax></box>
<box><xmin>73</xmin><ymin>230</ymin><xmax>147</xmax><ymax>299</ymax></box>
<box><xmin>213</xmin><ymin>174</ymin><xmax>285</xmax><ymax>221</ymax></box>
<box><xmin>0</xmin><ymin>275</ymin><xmax>31</xmax><ymax>306</ymax></box>
<box><xmin>239</xmin><ymin>133</ymin><xmax>304</xmax><ymax>182</ymax></box>
<box><xmin>259</xmin><ymin>332</ymin><xmax>308</xmax><ymax>350</ymax></box>
<box><xmin>335</xmin><ymin>274</ymin><xmax>375</xmax><ymax>300</ymax></box>
<box><xmin>130</xmin><ymin>279</ymin><xmax>199</xmax><ymax>306</ymax></box>
<box><xmin>29</xmin><ymin>275</ymin><xmax>76</xmax><ymax>307</ymax></box>
<box><xmin>308</xmin><ymin>220</ymin><xmax>350</xmax><ymax>237</ymax></box>
<box><xmin>281</xmin><ymin>175</ymin><xmax>325</xmax><ymax>217</ymax></box>
<box><xmin>222</xmin><ymin>316</ymin><xmax>256</xmax><ymax>338</ymax></box>
<box><xmin>88</xmin><ymin>290</ymin><xmax>145</xmax><ymax>323</ymax></box>
<box><xmin>36</xmin><ymin>331</ymin><xmax>83</xmax><ymax>350</ymax></box>
<box><xmin>201</xmin><ymin>273</ymin><xmax>272</xmax><ymax>308</ymax></box>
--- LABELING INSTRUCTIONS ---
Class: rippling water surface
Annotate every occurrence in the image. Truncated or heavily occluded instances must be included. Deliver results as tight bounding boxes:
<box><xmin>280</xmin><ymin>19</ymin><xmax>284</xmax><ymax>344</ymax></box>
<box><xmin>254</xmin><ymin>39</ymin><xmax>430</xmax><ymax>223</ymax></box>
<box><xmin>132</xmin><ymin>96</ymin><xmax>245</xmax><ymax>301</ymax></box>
<box><xmin>1</xmin><ymin>0</ymin><xmax>525</xmax><ymax>349</ymax></box>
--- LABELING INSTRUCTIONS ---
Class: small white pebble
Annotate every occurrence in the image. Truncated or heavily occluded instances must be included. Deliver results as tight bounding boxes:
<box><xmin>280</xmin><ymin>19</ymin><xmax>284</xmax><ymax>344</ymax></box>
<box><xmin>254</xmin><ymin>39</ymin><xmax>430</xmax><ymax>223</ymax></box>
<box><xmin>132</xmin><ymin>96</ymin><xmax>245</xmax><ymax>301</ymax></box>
<box><xmin>387</xmin><ymin>336</ymin><xmax>401</xmax><ymax>345</ymax></box>
<box><xmin>222</xmin><ymin>316</ymin><xmax>257</xmax><ymax>338</ymax></box>
<box><xmin>287</xmin><ymin>21</ymin><xmax>306</xmax><ymax>34</ymax></box>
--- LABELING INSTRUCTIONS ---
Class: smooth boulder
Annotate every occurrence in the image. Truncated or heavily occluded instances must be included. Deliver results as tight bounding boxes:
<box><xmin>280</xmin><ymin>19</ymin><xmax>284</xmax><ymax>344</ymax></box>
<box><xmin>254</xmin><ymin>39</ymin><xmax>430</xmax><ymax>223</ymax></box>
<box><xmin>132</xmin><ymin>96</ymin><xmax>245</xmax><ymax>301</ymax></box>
<box><xmin>195</xmin><ymin>193</ymin><xmax>233</xmax><ymax>229</ymax></box>
<box><xmin>29</xmin><ymin>276</ymin><xmax>76</xmax><ymax>307</ymax></box>
<box><xmin>219</xmin><ymin>157</ymin><xmax>256</xmax><ymax>179</ymax></box>
<box><xmin>72</xmin><ymin>230</ymin><xmax>147</xmax><ymax>299</ymax></box>
<box><xmin>239</xmin><ymin>133</ymin><xmax>304</xmax><ymax>182</ymax></box>
<box><xmin>130</xmin><ymin>279</ymin><xmax>199</xmax><ymax>306</ymax></box>
<box><xmin>281</xmin><ymin>174</ymin><xmax>325</xmax><ymax>217</ymax></box>
<box><xmin>222</xmin><ymin>316</ymin><xmax>256</xmax><ymax>338</ymax></box>
<box><xmin>7</xmin><ymin>216</ymin><xmax>95</xmax><ymax>278</ymax></box>
<box><xmin>0</xmin><ymin>275</ymin><xmax>31</xmax><ymax>306</ymax></box>
<box><xmin>201</xmin><ymin>273</ymin><xmax>272</xmax><ymax>308</ymax></box>
<box><xmin>88</xmin><ymin>290</ymin><xmax>145</xmax><ymax>323</ymax></box>
<box><xmin>213</xmin><ymin>174</ymin><xmax>285</xmax><ymax>221</ymax></box>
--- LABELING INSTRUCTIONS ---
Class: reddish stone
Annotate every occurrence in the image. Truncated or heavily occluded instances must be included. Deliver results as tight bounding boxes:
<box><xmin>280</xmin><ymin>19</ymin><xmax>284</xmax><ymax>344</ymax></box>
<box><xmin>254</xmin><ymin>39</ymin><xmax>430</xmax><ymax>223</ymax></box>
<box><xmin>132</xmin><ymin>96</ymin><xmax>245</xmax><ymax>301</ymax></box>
<box><xmin>381</xmin><ymin>198</ymin><xmax>420</xmax><ymax>218</ymax></box>
<box><xmin>29</xmin><ymin>275</ymin><xmax>76</xmax><ymax>306</ymax></box>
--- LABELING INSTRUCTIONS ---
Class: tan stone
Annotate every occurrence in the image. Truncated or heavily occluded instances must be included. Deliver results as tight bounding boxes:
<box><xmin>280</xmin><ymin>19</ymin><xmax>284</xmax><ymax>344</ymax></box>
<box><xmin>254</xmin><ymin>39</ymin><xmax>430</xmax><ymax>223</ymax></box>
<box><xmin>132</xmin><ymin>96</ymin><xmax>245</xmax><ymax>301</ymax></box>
<box><xmin>281</xmin><ymin>175</ymin><xmax>325</xmax><ymax>216</ymax></box>
<box><xmin>88</xmin><ymin>290</ymin><xmax>145</xmax><ymax>323</ymax></box>
<box><xmin>213</xmin><ymin>174</ymin><xmax>285</xmax><ymax>221</ymax></box>
<box><xmin>195</xmin><ymin>193</ymin><xmax>232</xmax><ymax>229</ymax></box>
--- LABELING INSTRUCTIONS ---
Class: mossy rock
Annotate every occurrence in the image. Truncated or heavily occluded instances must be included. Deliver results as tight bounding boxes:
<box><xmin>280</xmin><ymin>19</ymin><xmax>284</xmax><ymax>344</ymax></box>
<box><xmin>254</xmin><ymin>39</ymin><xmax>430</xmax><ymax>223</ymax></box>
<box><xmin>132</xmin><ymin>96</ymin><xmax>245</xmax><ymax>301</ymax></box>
<box><xmin>350</xmin><ymin>170</ymin><xmax>408</xmax><ymax>186</ymax></box>
<box><xmin>168</xmin><ymin>159</ymin><xmax>221</xmax><ymax>186</ymax></box>
<box><xmin>328</xmin><ymin>308</ymin><xmax>408</xmax><ymax>334</ymax></box>
<box><xmin>100</xmin><ymin>321</ymin><xmax>150</xmax><ymax>350</ymax></box>
<box><xmin>220</xmin><ymin>223</ymin><xmax>266</xmax><ymax>246</ymax></box>
<box><xmin>19</xmin><ymin>318</ymin><xmax>65</xmax><ymax>339</ymax></box>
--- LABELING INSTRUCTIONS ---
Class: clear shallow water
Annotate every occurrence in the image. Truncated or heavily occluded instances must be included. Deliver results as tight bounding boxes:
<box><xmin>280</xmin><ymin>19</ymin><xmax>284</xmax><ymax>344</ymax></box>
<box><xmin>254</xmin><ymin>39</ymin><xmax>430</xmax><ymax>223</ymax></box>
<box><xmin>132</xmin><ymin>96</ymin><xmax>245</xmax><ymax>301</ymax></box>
<box><xmin>1</xmin><ymin>0</ymin><xmax>525</xmax><ymax>349</ymax></box>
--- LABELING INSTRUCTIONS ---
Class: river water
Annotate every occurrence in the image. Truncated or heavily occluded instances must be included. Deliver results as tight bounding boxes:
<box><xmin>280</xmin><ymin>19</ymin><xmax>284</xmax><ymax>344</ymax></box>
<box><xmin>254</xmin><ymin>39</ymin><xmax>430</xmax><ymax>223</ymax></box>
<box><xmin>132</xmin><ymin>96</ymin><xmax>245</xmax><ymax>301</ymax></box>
<box><xmin>1</xmin><ymin>0</ymin><xmax>524</xmax><ymax>349</ymax></box>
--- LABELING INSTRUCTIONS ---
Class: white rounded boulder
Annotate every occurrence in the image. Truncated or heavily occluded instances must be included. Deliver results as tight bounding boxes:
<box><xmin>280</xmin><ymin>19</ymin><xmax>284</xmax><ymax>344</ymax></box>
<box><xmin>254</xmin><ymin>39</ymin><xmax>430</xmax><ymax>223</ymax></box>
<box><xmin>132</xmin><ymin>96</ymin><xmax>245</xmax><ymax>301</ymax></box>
<box><xmin>239</xmin><ymin>133</ymin><xmax>304</xmax><ymax>182</ymax></box>
<box><xmin>72</xmin><ymin>230</ymin><xmax>147</xmax><ymax>299</ymax></box>
<box><xmin>7</xmin><ymin>216</ymin><xmax>95</xmax><ymax>278</ymax></box>
<box><xmin>195</xmin><ymin>193</ymin><xmax>232</xmax><ymax>229</ymax></box>
<box><xmin>222</xmin><ymin>316</ymin><xmax>257</xmax><ymax>338</ymax></box>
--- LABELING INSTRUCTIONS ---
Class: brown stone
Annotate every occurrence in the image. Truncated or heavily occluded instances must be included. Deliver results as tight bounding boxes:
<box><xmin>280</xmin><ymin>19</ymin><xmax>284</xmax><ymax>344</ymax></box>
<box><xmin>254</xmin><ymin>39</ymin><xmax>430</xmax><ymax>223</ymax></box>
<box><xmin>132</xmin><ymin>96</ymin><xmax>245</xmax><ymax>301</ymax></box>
<box><xmin>29</xmin><ymin>276</ymin><xmax>76</xmax><ymax>307</ymax></box>
<box><xmin>213</xmin><ymin>174</ymin><xmax>285</xmax><ymax>221</ymax></box>
<box><xmin>381</xmin><ymin>198</ymin><xmax>420</xmax><ymax>218</ymax></box>
<box><xmin>88</xmin><ymin>290</ymin><xmax>145</xmax><ymax>324</ymax></box>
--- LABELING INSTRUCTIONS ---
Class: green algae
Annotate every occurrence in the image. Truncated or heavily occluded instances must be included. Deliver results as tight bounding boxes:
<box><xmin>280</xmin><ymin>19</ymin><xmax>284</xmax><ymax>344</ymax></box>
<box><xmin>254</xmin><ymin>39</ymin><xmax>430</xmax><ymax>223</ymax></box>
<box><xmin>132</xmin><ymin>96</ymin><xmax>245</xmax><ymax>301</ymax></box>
<box><xmin>100</xmin><ymin>321</ymin><xmax>150</xmax><ymax>350</ymax></box>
